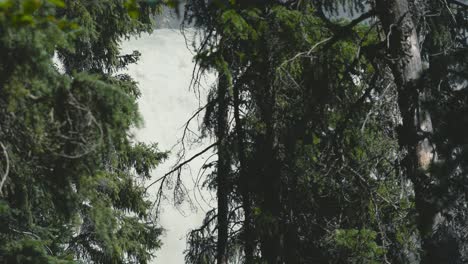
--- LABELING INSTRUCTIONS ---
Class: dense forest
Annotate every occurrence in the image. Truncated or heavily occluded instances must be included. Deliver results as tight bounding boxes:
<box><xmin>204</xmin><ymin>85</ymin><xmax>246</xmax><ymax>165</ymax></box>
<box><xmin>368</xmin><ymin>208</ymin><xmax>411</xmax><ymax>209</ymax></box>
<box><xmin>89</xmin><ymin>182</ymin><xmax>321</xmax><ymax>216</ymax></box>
<box><xmin>0</xmin><ymin>0</ymin><xmax>467</xmax><ymax>263</ymax></box>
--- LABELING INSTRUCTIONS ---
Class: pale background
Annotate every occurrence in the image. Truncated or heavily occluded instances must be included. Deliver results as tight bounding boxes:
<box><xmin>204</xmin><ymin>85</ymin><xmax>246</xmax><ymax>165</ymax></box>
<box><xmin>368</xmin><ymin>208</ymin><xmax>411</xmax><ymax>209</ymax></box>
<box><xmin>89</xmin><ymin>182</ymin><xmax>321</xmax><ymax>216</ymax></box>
<box><xmin>121</xmin><ymin>28</ymin><xmax>215</xmax><ymax>263</ymax></box>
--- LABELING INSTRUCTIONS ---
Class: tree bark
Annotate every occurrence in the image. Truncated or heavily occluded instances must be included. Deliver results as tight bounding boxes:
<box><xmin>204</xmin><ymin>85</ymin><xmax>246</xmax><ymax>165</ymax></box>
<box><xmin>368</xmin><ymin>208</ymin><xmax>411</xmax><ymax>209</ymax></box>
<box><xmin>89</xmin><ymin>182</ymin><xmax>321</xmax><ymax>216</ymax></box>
<box><xmin>216</xmin><ymin>73</ymin><xmax>230</xmax><ymax>264</ymax></box>
<box><xmin>375</xmin><ymin>0</ymin><xmax>441</xmax><ymax>262</ymax></box>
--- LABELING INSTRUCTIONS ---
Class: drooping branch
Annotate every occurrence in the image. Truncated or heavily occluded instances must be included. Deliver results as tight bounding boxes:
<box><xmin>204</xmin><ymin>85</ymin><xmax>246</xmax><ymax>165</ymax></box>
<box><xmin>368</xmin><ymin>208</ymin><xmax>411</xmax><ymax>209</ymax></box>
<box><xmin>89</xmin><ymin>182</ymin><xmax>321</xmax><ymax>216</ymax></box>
<box><xmin>314</xmin><ymin>1</ymin><xmax>376</xmax><ymax>34</ymax></box>
<box><xmin>343</xmin><ymin>10</ymin><xmax>377</xmax><ymax>30</ymax></box>
<box><xmin>145</xmin><ymin>142</ymin><xmax>218</xmax><ymax>192</ymax></box>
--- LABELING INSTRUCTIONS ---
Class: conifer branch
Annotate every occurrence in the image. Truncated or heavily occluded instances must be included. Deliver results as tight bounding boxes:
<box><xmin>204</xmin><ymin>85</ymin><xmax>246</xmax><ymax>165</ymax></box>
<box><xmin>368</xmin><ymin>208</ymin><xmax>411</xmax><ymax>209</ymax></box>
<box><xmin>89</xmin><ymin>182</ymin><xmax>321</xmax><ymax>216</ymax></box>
<box><xmin>315</xmin><ymin>3</ymin><xmax>376</xmax><ymax>34</ymax></box>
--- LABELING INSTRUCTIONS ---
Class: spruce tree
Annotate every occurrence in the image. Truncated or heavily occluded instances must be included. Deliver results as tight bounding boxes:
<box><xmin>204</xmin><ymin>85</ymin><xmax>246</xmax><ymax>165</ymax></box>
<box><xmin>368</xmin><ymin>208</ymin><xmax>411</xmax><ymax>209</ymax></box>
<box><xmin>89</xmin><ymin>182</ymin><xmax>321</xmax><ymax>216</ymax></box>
<box><xmin>182</xmin><ymin>0</ymin><xmax>467</xmax><ymax>263</ymax></box>
<box><xmin>0</xmin><ymin>1</ymin><xmax>165</xmax><ymax>263</ymax></box>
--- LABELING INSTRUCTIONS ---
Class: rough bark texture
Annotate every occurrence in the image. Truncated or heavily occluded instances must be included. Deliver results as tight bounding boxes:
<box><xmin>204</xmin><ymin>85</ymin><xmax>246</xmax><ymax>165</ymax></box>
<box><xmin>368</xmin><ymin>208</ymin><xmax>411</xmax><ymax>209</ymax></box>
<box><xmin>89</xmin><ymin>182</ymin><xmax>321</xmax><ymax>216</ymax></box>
<box><xmin>375</xmin><ymin>0</ymin><xmax>444</xmax><ymax>262</ymax></box>
<box><xmin>216</xmin><ymin>74</ymin><xmax>229</xmax><ymax>264</ymax></box>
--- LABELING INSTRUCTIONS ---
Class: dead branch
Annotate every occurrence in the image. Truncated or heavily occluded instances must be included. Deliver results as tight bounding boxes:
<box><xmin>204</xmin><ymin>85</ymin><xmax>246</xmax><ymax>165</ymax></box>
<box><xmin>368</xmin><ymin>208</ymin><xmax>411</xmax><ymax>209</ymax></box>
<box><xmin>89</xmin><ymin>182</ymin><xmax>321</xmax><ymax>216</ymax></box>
<box><xmin>145</xmin><ymin>142</ymin><xmax>218</xmax><ymax>192</ymax></box>
<box><xmin>0</xmin><ymin>142</ymin><xmax>10</xmax><ymax>196</ymax></box>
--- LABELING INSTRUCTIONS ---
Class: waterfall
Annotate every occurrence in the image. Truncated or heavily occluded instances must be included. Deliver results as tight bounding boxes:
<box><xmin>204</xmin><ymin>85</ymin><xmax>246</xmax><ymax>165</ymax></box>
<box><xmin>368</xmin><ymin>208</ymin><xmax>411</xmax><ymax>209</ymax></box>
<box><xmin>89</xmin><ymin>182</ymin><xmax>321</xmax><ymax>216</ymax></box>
<box><xmin>121</xmin><ymin>29</ymin><xmax>215</xmax><ymax>263</ymax></box>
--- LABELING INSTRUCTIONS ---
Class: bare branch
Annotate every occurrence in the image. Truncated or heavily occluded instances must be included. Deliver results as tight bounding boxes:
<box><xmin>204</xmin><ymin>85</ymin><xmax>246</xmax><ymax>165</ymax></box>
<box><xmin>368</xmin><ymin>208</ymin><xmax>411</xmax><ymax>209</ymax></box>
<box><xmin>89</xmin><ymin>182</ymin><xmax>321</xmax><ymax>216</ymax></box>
<box><xmin>0</xmin><ymin>142</ymin><xmax>10</xmax><ymax>196</ymax></box>
<box><xmin>145</xmin><ymin>142</ymin><xmax>218</xmax><ymax>192</ymax></box>
<box><xmin>11</xmin><ymin>228</ymin><xmax>53</xmax><ymax>255</ymax></box>
<box><xmin>279</xmin><ymin>36</ymin><xmax>333</xmax><ymax>68</ymax></box>
<box><xmin>344</xmin><ymin>10</ymin><xmax>378</xmax><ymax>30</ymax></box>
<box><xmin>315</xmin><ymin>3</ymin><xmax>376</xmax><ymax>33</ymax></box>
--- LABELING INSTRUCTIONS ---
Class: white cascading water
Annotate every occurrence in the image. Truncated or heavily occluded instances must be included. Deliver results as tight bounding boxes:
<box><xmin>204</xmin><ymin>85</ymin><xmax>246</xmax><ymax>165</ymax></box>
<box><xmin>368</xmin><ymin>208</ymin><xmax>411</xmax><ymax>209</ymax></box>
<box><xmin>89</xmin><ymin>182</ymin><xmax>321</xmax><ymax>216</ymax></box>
<box><xmin>121</xmin><ymin>29</ymin><xmax>215</xmax><ymax>263</ymax></box>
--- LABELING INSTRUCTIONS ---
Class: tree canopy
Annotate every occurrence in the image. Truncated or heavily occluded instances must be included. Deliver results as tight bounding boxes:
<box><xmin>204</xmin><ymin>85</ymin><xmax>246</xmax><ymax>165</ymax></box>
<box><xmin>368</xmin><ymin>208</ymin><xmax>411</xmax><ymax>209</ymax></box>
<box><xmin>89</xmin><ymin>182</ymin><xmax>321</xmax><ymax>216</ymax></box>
<box><xmin>0</xmin><ymin>0</ymin><xmax>467</xmax><ymax>263</ymax></box>
<box><xmin>0</xmin><ymin>1</ymin><xmax>164</xmax><ymax>263</ymax></box>
<box><xmin>179</xmin><ymin>0</ymin><xmax>468</xmax><ymax>263</ymax></box>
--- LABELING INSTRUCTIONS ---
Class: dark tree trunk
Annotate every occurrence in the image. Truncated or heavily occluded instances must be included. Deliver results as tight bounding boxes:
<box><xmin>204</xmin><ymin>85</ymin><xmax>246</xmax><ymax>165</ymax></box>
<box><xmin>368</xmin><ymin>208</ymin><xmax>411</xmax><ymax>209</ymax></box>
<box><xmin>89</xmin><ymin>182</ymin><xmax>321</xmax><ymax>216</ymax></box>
<box><xmin>216</xmin><ymin>74</ymin><xmax>230</xmax><ymax>264</ymax></box>
<box><xmin>233</xmin><ymin>83</ymin><xmax>254</xmax><ymax>263</ymax></box>
<box><xmin>256</xmin><ymin>77</ymin><xmax>282</xmax><ymax>264</ymax></box>
<box><xmin>261</xmin><ymin>113</ymin><xmax>282</xmax><ymax>264</ymax></box>
<box><xmin>375</xmin><ymin>0</ymin><xmax>443</xmax><ymax>262</ymax></box>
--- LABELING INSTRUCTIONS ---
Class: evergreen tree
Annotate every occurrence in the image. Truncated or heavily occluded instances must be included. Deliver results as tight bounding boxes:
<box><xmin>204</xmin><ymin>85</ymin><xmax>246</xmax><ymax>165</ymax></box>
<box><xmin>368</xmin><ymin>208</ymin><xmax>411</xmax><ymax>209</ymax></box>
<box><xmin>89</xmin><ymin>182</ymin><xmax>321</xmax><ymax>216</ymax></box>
<box><xmin>181</xmin><ymin>0</ymin><xmax>467</xmax><ymax>263</ymax></box>
<box><xmin>1</xmin><ymin>0</ymin><xmax>466</xmax><ymax>263</ymax></box>
<box><xmin>0</xmin><ymin>1</ymin><xmax>165</xmax><ymax>263</ymax></box>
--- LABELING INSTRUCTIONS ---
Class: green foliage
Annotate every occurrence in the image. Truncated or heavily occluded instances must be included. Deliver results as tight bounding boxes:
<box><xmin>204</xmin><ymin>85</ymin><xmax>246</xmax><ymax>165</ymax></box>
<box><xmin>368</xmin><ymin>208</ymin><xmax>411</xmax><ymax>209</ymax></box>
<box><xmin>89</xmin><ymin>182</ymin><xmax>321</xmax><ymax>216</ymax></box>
<box><xmin>184</xmin><ymin>1</ymin><xmax>423</xmax><ymax>263</ymax></box>
<box><xmin>0</xmin><ymin>0</ymin><xmax>165</xmax><ymax>263</ymax></box>
<box><xmin>1</xmin><ymin>0</ymin><xmax>465</xmax><ymax>262</ymax></box>
<box><xmin>333</xmin><ymin>229</ymin><xmax>385</xmax><ymax>264</ymax></box>
<box><xmin>2</xmin><ymin>239</ymin><xmax>73</xmax><ymax>264</ymax></box>
<box><xmin>57</xmin><ymin>0</ymin><xmax>158</xmax><ymax>72</ymax></box>
<box><xmin>221</xmin><ymin>9</ymin><xmax>258</xmax><ymax>40</ymax></box>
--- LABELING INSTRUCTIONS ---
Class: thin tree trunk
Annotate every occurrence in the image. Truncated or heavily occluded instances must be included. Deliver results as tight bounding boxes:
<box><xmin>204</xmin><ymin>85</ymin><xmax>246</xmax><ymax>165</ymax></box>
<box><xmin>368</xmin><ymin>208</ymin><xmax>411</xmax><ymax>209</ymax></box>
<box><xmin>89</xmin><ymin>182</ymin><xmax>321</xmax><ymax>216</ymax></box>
<box><xmin>262</xmin><ymin>119</ymin><xmax>282</xmax><ymax>264</ymax></box>
<box><xmin>375</xmin><ymin>0</ymin><xmax>440</xmax><ymax>262</ymax></box>
<box><xmin>233</xmin><ymin>83</ymin><xmax>254</xmax><ymax>263</ymax></box>
<box><xmin>216</xmin><ymin>73</ymin><xmax>230</xmax><ymax>264</ymax></box>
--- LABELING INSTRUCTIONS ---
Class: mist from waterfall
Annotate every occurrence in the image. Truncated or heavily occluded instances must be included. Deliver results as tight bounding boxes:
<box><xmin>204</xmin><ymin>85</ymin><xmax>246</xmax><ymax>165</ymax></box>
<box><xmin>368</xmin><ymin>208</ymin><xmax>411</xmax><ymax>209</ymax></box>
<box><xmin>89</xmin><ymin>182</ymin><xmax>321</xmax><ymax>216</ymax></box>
<box><xmin>121</xmin><ymin>29</ymin><xmax>215</xmax><ymax>263</ymax></box>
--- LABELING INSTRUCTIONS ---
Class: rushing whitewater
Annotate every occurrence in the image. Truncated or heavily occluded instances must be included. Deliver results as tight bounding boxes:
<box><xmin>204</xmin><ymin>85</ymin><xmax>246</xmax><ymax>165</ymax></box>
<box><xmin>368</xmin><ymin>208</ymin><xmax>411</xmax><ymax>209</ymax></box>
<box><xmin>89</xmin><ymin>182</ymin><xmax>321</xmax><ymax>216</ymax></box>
<box><xmin>121</xmin><ymin>29</ymin><xmax>215</xmax><ymax>263</ymax></box>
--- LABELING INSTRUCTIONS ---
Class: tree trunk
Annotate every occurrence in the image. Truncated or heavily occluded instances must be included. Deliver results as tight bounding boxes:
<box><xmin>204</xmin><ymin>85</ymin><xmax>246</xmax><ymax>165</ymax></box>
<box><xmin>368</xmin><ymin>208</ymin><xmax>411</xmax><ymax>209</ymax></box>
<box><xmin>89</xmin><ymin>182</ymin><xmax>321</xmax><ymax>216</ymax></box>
<box><xmin>216</xmin><ymin>73</ymin><xmax>230</xmax><ymax>264</ymax></box>
<box><xmin>233</xmin><ymin>83</ymin><xmax>254</xmax><ymax>263</ymax></box>
<box><xmin>375</xmin><ymin>0</ymin><xmax>442</xmax><ymax>262</ymax></box>
<box><xmin>261</xmin><ymin>113</ymin><xmax>282</xmax><ymax>264</ymax></box>
<box><xmin>256</xmin><ymin>78</ymin><xmax>282</xmax><ymax>264</ymax></box>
